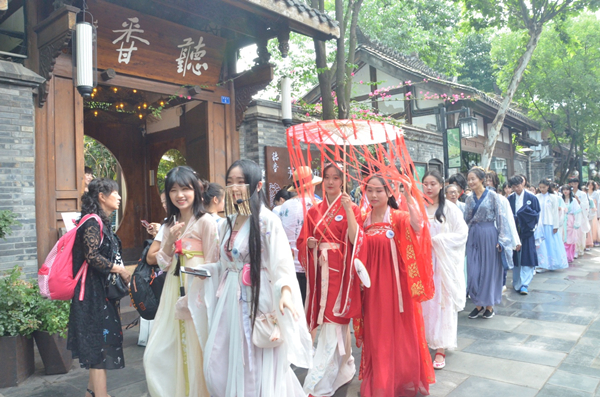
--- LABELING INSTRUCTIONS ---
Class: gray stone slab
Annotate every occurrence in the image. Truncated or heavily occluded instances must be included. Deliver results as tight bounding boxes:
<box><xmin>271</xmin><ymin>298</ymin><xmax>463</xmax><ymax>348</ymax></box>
<box><xmin>2</xmin><ymin>383</ymin><xmax>81</xmax><ymax>397</ymax></box>
<box><xmin>510</xmin><ymin>310</ymin><xmax>594</xmax><ymax>325</ymax></box>
<box><xmin>457</xmin><ymin>326</ymin><xmax>530</xmax><ymax>344</ymax></box>
<box><xmin>456</xmin><ymin>337</ymin><xmax>475</xmax><ymax>351</ymax></box>
<box><xmin>530</xmin><ymin>283</ymin><xmax>570</xmax><ymax>292</ymax></box>
<box><xmin>560</xmin><ymin>363</ymin><xmax>600</xmax><ymax>379</ymax></box>
<box><xmin>512</xmin><ymin>319</ymin><xmax>587</xmax><ymax>341</ymax></box>
<box><xmin>446</xmin><ymin>376</ymin><xmax>537</xmax><ymax>397</ymax></box>
<box><xmin>443</xmin><ymin>351</ymin><xmax>554</xmax><ymax>388</ymax></box>
<box><xmin>510</xmin><ymin>301</ymin><xmax>542</xmax><ymax>311</ymax></box>
<box><xmin>457</xmin><ymin>314</ymin><xmax>525</xmax><ymax>331</ymax></box>
<box><xmin>525</xmin><ymin>336</ymin><xmax>577</xmax><ymax>353</ymax></box>
<box><xmin>537</xmin><ymin>384</ymin><xmax>593</xmax><ymax>397</ymax></box>
<box><xmin>463</xmin><ymin>340</ymin><xmax>566</xmax><ymax>366</ymax></box>
<box><xmin>548</xmin><ymin>370</ymin><xmax>600</xmax><ymax>393</ymax></box>
<box><xmin>505</xmin><ymin>291</ymin><xmax>563</xmax><ymax>304</ymax></box>
<box><xmin>109</xmin><ymin>380</ymin><xmax>150</xmax><ymax>396</ymax></box>
<box><xmin>428</xmin><ymin>370</ymin><xmax>468</xmax><ymax>397</ymax></box>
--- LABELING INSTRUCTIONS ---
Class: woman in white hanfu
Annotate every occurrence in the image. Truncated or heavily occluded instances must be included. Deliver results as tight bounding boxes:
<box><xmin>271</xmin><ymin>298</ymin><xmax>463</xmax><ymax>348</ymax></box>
<box><xmin>421</xmin><ymin>170</ymin><xmax>468</xmax><ymax>369</ymax></box>
<box><xmin>143</xmin><ymin>166</ymin><xmax>220</xmax><ymax>397</ymax></box>
<box><xmin>189</xmin><ymin>159</ymin><xmax>312</xmax><ymax>397</ymax></box>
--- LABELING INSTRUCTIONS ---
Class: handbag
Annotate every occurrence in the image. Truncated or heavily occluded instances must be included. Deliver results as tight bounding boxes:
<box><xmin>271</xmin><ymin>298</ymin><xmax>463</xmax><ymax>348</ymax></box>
<box><xmin>252</xmin><ymin>311</ymin><xmax>283</xmax><ymax>349</ymax></box>
<box><xmin>106</xmin><ymin>272</ymin><xmax>129</xmax><ymax>300</ymax></box>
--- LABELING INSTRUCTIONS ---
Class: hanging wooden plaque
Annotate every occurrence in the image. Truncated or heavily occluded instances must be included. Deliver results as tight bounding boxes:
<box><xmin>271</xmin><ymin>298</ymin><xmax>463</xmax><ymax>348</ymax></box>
<box><xmin>88</xmin><ymin>0</ymin><xmax>226</xmax><ymax>90</ymax></box>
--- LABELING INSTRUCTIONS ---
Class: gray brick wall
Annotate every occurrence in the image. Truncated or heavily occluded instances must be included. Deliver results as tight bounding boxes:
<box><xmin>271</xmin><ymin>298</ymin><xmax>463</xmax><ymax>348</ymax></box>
<box><xmin>0</xmin><ymin>62</ymin><xmax>44</xmax><ymax>278</ymax></box>
<box><xmin>239</xmin><ymin>100</ymin><xmax>288</xmax><ymax>168</ymax></box>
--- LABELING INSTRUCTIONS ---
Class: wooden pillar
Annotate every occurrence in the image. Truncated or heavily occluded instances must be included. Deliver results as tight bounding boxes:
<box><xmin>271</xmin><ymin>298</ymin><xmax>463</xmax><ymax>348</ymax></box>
<box><xmin>35</xmin><ymin>74</ymin><xmax>84</xmax><ymax>265</ymax></box>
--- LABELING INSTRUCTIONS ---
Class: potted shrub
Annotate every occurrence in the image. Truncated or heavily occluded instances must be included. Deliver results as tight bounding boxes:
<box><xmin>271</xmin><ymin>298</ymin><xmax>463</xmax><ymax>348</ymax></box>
<box><xmin>0</xmin><ymin>266</ymin><xmax>39</xmax><ymax>388</ymax></box>
<box><xmin>33</xmin><ymin>297</ymin><xmax>73</xmax><ymax>375</ymax></box>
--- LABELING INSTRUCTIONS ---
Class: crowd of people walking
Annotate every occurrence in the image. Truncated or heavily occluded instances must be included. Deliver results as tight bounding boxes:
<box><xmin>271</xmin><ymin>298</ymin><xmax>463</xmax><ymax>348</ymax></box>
<box><xmin>68</xmin><ymin>158</ymin><xmax>599</xmax><ymax>397</ymax></box>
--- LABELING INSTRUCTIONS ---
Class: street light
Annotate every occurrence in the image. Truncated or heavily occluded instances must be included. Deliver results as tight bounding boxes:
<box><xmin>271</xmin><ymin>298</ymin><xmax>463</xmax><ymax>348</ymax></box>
<box><xmin>458</xmin><ymin>113</ymin><xmax>478</xmax><ymax>138</ymax></box>
<box><xmin>435</xmin><ymin>104</ymin><xmax>479</xmax><ymax>178</ymax></box>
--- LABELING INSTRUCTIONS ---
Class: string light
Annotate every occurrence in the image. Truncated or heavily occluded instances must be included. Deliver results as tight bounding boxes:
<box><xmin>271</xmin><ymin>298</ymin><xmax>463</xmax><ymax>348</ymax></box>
<box><xmin>137</xmin><ymin>105</ymin><xmax>141</xmax><ymax>110</ymax></box>
<box><xmin>143</xmin><ymin>103</ymin><xmax>147</xmax><ymax>109</ymax></box>
<box><xmin>113</xmin><ymin>87</ymin><xmax>118</xmax><ymax>93</ymax></box>
<box><xmin>119</xmin><ymin>103</ymin><xmax>124</xmax><ymax>108</ymax></box>
<box><xmin>138</xmin><ymin>114</ymin><xmax>143</xmax><ymax>119</ymax></box>
<box><xmin>159</xmin><ymin>101</ymin><xmax>164</xmax><ymax>107</ymax></box>
<box><xmin>133</xmin><ymin>89</ymin><xmax>137</xmax><ymax>93</ymax></box>
<box><xmin>93</xmin><ymin>88</ymin><xmax>97</xmax><ymax>93</ymax></box>
<box><xmin>94</xmin><ymin>110</ymin><xmax>98</xmax><ymax>117</ymax></box>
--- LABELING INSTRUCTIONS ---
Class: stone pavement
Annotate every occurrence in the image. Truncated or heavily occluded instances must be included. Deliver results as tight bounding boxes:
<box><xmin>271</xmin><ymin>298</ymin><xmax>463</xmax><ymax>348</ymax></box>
<box><xmin>4</xmin><ymin>249</ymin><xmax>600</xmax><ymax>397</ymax></box>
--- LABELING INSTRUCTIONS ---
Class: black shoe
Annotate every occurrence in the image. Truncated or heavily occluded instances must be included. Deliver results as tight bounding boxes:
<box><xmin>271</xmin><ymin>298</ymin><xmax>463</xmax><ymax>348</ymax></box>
<box><xmin>468</xmin><ymin>307</ymin><xmax>484</xmax><ymax>319</ymax></box>
<box><xmin>483</xmin><ymin>308</ymin><xmax>495</xmax><ymax>319</ymax></box>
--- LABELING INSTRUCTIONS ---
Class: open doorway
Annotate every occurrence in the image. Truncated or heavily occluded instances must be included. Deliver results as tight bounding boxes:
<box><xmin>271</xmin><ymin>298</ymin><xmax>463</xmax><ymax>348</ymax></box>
<box><xmin>82</xmin><ymin>84</ymin><xmax>207</xmax><ymax>260</ymax></box>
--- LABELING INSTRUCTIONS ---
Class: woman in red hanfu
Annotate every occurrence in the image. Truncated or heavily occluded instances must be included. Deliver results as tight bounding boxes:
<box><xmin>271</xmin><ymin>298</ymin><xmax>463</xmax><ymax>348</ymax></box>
<box><xmin>355</xmin><ymin>174</ymin><xmax>436</xmax><ymax>397</ymax></box>
<box><xmin>298</xmin><ymin>162</ymin><xmax>367</xmax><ymax>397</ymax></box>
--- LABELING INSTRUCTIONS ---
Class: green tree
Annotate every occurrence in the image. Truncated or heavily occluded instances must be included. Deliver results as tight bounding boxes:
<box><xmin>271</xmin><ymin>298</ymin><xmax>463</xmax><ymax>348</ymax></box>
<box><xmin>157</xmin><ymin>149</ymin><xmax>187</xmax><ymax>192</ymax></box>
<box><xmin>459</xmin><ymin>0</ymin><xmax>600</xmax><ymax>169</ymax></box>
<box><xmin>456</xmin><ymin>30</ymin><xmax>497</xmax><ymax>93</ymax></box>
<box><xmin>359</xmin><ymin>0</ymin><xmax>462</xmax><ymax>76</ymax></box>
<box><xmin>84</xmin><ymin>136</ymin><xmax>118</xmax><ymax>180</ymax></box>
<box><xmin>494</xmin><ymin>14</ymin><xmax>600</xmax><ymax>182</ymax></box>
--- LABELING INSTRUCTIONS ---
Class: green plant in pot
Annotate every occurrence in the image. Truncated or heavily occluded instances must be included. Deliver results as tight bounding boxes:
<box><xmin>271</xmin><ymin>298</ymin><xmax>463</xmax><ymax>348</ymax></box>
<box><xmin>33</xmin><ymin>297</ymin><xmax>73</xmax><ymax>375</ymax></box>
<box><xmin>0</xmin><ymin>266</ymin><xmax>40</xmax><ymax>388</ymax></box>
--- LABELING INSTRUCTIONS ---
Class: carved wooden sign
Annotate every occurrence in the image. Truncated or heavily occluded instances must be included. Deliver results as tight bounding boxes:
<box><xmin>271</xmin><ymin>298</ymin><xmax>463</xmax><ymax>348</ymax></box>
<box><xmin>89</xmin><ymin>0</ymin><xmax>226</xmax><ymax>90</ymax></box>
<box><xmin>264</xmin><ymin>145</ymin><xmax>323</xmax><ymax>207</ymax></box>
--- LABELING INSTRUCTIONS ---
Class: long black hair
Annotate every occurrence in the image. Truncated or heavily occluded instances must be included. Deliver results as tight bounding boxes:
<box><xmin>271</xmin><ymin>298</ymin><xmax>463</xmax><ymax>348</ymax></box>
<box><xmin>225</xmin><ymin>159</ymin><xmax>268</xmax><ymax>327</ymax></box>
<box><xmin>539</xmin><ymin>178</ymin><xmax>554</xmax><ymax>194</ymax></box>
<box><xmin>423</xmin><ymin>170</ymin><xmax>445</xmax><ymax>223</ymax></box>
<box><xmin>164</xmin><ymin>166</ymin><xmax>205</xmax><ymax>226</ymax></box>
<box><xmin>80</xmin><ymin>178</ymin><xmax>119</xmax><ymax>229</ymax></box>
<box><xmin>364</xmin><ymin>174</ymin><xmax>399</xmax><ymax>210</ymax></box>
<box><xmin>562</xmin><ymin>184</ymin><xmax>574</xmax><ymax>203</ymax></box>
<box><xmin>201</xmin><ymin>181</ymin><xmax>225</xmax><ymax>209</ymax></box>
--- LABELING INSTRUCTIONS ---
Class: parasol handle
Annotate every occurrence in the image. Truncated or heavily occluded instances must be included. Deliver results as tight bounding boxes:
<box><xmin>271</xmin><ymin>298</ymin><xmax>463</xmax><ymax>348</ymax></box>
<box><xmin>343</xmin><ymin>141</ymin><xmax>347</xmax><ymax>193</ymax></box>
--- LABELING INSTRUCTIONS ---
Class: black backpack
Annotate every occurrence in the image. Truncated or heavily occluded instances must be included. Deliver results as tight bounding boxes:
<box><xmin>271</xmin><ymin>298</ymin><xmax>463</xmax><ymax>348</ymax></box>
<box><xmin>129</xmin><ymin>239</ymin><xmax>166</xmax><ymax>320</ymax></box>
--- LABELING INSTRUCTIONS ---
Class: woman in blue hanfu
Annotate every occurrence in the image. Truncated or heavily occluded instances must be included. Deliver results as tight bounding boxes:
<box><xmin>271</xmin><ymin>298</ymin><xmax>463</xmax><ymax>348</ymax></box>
<box><xmin>464</xmin><ymin>167</ymin><xmax>514</xmax><ymax>320</ymax></box>
<box><xmin>535</xmin><ymin>179</ymin><xmax>568</xmax><ymax>271</ymax></box>
<box><xmin>188</xmin><ymin>159</ymin><xmax>312</xmax><ymax>397</ymax></box>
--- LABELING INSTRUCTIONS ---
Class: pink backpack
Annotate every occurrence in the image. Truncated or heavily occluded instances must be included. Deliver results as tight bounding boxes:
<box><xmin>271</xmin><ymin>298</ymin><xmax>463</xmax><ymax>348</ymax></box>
<box><xmin>38</xmin><ymin>214</ymin><xmax>104</xmax><ymax>301</ymax></box>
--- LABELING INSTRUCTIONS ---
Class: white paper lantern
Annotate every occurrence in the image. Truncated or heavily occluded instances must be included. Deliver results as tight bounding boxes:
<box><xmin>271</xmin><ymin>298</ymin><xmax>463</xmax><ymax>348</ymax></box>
<box><xmin>281</xmin><ymin>77</ymin><xmax>292</xmax><ymax>127</ymax></box>
<box><xmin>72</xmin><ymin>21</ymin><xmax>97</xmax><ymax>98</ymax></box>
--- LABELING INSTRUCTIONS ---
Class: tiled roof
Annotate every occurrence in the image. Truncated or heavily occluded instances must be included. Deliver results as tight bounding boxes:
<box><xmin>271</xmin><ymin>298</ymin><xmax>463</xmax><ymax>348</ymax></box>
<box><xmin>242</xmin><ymin>0</ymin><xmax>340</xmax><ymax>39</ymax></box>
<box><xmin>356</xmin><ymin>29</ymin><xmax>449</xmax><ymax>80</ymax></box>
<box><xmin>357</xmin><ymin>30</ymin><xmax>539</xmax><ymax>129</ymax></box>
<box><xmin>276</xmin><ymin>0</ymin><xmax>338</xmax><ymax>28</ymax></box>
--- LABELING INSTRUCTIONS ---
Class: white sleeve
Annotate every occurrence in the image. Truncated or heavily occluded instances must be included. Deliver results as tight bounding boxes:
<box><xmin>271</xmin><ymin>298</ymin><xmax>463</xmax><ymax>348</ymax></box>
<box><xmin>154</xmin><ymin>224</ymin><xmax>165</xmax><ymax>242</ymax></box>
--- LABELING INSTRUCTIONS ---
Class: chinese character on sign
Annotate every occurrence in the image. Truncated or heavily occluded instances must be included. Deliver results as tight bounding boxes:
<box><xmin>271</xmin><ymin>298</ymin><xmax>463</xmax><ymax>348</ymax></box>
<box><xmin>176</xmin><ymin>37</ymin><xmax>209</xmax><ymax>77</ymax></box>
<box><xmin>112</xmin><ymin>17</ymin><xmax>150</xmax><ymax>65</ymax></box>
<box><xmin>288</xmin><ymin>166</ymin><xmax>294</xmax><ymax>179</ymax></box>
<box><xmin>272</xmin><ymin>151</ymin><xmax>279</xmax><ymax>173</ymax></box>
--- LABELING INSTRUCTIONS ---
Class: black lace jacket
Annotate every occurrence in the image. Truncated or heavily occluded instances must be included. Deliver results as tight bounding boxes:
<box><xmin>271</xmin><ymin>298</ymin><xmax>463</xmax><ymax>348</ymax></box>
<box><xmin>67</xmin><ymin>216</ymin><xmax>122</xmax><ymax>367</ymax></box>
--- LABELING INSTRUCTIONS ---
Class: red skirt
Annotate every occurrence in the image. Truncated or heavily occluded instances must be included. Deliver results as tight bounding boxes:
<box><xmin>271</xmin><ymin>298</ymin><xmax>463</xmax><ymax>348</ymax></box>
<box><xmin>359</xmin><ymin>229</ymin><xmax>434</xmax><ymax>397</ymax></box>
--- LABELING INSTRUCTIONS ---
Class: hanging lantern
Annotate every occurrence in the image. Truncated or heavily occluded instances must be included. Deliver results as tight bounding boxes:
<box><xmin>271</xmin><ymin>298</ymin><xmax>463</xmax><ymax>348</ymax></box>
<box><xmin>72</xmin><ymin>5</ymin><xmax>97</xmax><ymax>98</ymax></box>
<box><xmin>281</xmin><ymin>77</ymin><xmax>292</xmax><ymax>127</ymax></box>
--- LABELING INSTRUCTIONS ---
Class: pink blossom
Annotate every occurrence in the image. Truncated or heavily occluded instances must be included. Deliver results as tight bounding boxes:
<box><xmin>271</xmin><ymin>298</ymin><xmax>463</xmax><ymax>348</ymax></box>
<box><xmin>187</xmin><ymin>96</ymin><xmax>192</xmax><ymax>100</ymax></box>
<box><xmin>306</xmin><ymin>112</ymin><xmax>310</xmax><ymax>116</ymax></box>
<box><xmin>359</xmin><ymin>80</ymin><xmax>363</xmax><ymax>84</ymax></box>
<box><xmin>351</xmin><ymin>72</ymin><xmax>355</xmax><ymax>76</ymax></box>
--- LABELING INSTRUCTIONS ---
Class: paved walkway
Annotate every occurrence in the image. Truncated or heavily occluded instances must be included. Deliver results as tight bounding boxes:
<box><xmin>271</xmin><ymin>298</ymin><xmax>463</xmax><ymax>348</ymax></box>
<box><xmin>3</xmin><ymin>249</ymin><xmax>600</xmax><ymax>397</ymax></box>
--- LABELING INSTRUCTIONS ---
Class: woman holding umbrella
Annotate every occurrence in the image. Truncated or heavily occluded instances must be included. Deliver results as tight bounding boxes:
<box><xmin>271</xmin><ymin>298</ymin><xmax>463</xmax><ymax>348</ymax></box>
<box><xmin>298</xmin><ymin>162</ymin><xmax>366</xmax><ymax>397</ymax></box>
<box><xmin>354</xmin><ymin>172</ymin><xmax>435</xmax><ymax>396</ymax></box>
